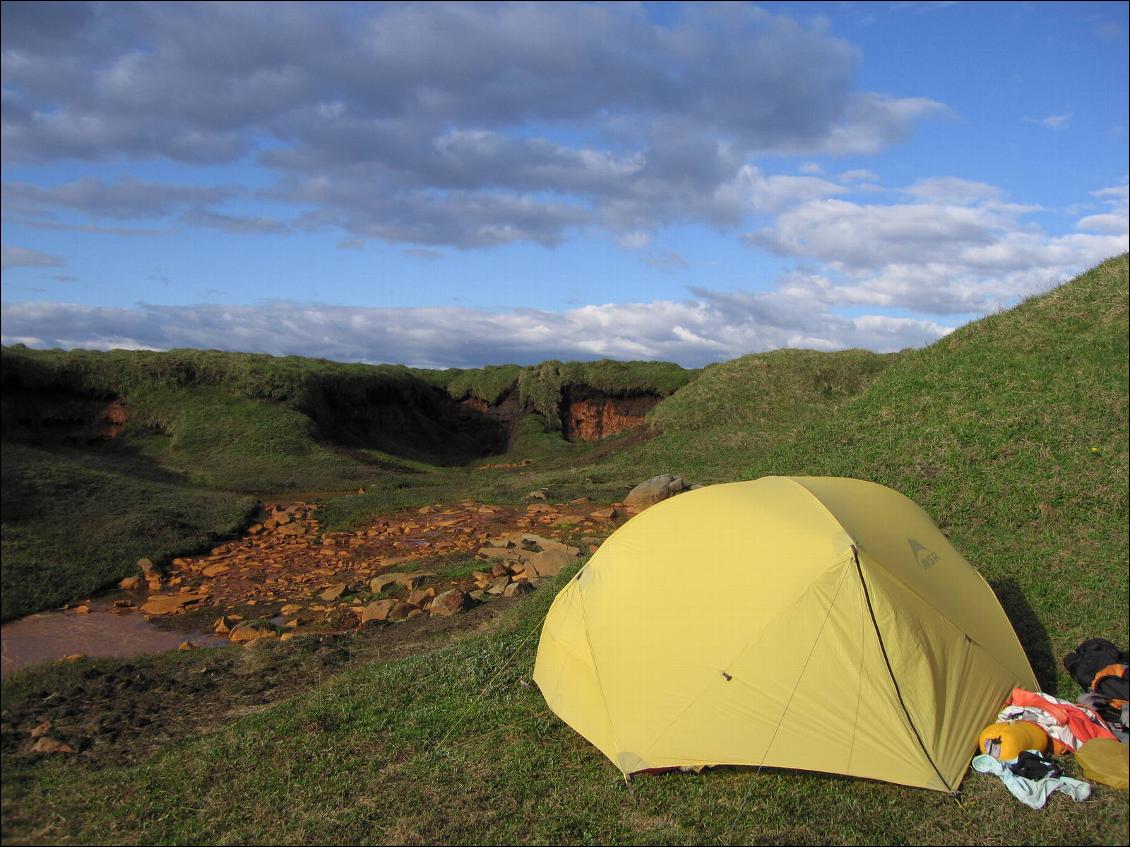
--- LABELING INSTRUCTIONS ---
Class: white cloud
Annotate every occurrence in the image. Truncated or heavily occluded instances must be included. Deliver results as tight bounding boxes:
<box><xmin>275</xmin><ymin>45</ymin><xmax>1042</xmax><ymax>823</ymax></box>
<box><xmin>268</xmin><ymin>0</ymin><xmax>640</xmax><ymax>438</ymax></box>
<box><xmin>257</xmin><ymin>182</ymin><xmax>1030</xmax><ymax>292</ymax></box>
<box><xmin>903</xmin><ymin>176</ymin><xmax>1003</xmax><ymax>205</ymax></box>
<box><xmin>744</xmin><ymin>181</ymin><xmax>1129</xmax><ymax>314</ymax></box>
<box><xmin>0</xmin><ymin>292</ymin><xmax>951</xmax><ymax>370</ymax></box>
<box><xmin>1038</xmin><ymin>112</ymin><xmax>1072</xmax><ymax>129</ymax></box>
<box><xmin>838</xmin><ymin>169</ymin><xmax>880</xmax><ymax>183</ymax></box>
<box><xmin>1</xmin><ymin>2</ymin><xmax>946</xmax><ymax>248</ymax></box>
<box><xmin>1</xmin><ymin>245</ymin><xmax>64</xmax><ymax>270</ymax></box>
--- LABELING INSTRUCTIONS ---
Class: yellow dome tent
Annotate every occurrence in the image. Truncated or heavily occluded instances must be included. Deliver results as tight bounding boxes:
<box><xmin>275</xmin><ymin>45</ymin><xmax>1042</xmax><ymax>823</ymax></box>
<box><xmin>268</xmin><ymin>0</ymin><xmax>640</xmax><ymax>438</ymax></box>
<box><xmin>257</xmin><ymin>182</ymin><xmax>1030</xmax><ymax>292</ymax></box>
<box><xmin>533</xmin><ymin>477</ymin><xmax>1037</xmax><ymax>791</ymax></box>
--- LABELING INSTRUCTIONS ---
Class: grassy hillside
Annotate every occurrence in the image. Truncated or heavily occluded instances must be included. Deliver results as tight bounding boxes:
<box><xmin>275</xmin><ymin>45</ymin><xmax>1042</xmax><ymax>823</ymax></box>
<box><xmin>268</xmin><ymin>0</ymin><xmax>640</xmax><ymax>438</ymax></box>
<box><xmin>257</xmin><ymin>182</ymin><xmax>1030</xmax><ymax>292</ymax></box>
<box><xmin>0</xmin><ymin>441</ymin><xmax>257</xmax><ymax>621</ymax></box>
<box><xmin>600</xmin><ymin>348</ymin><xmax>897</xmax><ymax>483</ymax></box>
<box><xmin>748</xmin><ymin>254</ymin><xmax>1129</xmax><ymax>687</ymax></box>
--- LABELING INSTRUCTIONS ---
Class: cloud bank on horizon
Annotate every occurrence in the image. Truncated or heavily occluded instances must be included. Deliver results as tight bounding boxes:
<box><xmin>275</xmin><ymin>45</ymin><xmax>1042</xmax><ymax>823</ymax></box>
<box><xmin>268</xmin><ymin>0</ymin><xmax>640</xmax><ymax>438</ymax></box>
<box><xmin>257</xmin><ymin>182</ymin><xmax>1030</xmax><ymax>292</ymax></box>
<box><xmin>1</xmin><ymin>1</ymin><xmax>1127</xmax><ymax>368</ymax></box>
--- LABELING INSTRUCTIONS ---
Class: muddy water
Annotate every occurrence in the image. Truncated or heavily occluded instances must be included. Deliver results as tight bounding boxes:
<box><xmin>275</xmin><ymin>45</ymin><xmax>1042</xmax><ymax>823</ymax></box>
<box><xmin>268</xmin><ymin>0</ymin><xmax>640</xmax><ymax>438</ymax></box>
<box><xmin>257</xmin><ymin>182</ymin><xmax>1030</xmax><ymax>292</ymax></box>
<box><xmin>1</xmin><ymin>600</ymin><xmax>228</xmax><ymax>678</ymax></box>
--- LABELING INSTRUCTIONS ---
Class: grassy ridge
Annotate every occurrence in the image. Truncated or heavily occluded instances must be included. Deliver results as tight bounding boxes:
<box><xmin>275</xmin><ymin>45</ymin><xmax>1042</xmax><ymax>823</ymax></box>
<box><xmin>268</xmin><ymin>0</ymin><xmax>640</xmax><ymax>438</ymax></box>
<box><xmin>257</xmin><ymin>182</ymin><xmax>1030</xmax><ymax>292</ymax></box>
<box><xmin>516</xmin><ymin>359</ymin><xmax>692</xmax><ymax>429</ymax></box>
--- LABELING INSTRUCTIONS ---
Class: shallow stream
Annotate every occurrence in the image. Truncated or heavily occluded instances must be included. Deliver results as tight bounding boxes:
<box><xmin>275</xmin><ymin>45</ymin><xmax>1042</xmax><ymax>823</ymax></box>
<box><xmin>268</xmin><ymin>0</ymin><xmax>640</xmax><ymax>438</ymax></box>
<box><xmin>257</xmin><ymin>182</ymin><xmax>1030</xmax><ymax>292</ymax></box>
<box><xmin>1</xmin><ymin>597</ymin><xmax>226</xmax><ymax>678</ymax></box>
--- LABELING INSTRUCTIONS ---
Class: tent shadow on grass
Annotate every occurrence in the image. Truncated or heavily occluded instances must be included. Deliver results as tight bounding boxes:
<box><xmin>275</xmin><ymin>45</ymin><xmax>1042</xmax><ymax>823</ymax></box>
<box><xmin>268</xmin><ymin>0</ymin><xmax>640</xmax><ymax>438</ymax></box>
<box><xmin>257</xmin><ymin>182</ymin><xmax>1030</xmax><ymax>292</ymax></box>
<box><xmin>990</xmin><ymin>579</ymin><xmax>1056</xmax><ymax>695</ymax></box>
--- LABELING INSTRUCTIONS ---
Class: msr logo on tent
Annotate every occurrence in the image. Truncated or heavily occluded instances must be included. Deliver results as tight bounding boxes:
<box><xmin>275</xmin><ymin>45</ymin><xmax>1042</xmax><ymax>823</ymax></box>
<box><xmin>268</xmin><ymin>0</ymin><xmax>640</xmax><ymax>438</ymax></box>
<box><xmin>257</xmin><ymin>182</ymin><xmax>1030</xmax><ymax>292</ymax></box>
<box><xmin>909</xmin><ymin>539</ymin><xmax>940</xmax><ymax>569</ymax></box>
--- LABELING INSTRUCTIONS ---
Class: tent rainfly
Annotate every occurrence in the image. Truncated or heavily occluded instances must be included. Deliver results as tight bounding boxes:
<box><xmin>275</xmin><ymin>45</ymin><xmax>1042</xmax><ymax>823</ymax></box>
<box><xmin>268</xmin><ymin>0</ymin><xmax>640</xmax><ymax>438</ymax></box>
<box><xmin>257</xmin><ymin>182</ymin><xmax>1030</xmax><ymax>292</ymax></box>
<box><xmin>533</xmin><ymin>476</ymin><xmax>1037</xmax><ymax>791</ymax></box>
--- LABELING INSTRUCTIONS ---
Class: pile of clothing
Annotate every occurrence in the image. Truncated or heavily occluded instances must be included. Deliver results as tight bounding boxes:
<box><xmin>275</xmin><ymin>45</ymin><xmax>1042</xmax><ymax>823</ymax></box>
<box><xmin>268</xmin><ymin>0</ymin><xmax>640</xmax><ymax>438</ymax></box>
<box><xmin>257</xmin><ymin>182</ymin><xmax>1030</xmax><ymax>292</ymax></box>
<box><xmin>972</xmin><ymin>638</ymin><xmax>1128</xmax><ymax>808</ymax></box>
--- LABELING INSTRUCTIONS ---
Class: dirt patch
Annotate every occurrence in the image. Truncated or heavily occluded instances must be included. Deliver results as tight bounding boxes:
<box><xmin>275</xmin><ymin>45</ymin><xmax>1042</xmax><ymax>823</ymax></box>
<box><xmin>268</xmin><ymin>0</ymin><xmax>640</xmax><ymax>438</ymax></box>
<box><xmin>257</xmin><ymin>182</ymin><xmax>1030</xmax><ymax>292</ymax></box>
<box><xmin>0</xmin><ymin>600</ymin><xmax>517</xmax><ymax>769</ymax></box>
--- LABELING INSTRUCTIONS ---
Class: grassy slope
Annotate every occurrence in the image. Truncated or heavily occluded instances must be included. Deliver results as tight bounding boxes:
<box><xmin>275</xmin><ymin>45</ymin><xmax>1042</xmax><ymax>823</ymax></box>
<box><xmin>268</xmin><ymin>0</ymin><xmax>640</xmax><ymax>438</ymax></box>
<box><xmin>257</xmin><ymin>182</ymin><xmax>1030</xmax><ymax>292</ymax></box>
<box><xmin>0</xmin><ymin>441</ymin><xmax>257</xmax><ymax>621</ymax></box>
<box><xmin>746</xmin><ymin>254</ymin><xmax>1129</xmax><ymax>689</ymax></box>
<box><xmin>2</xmin><ymin>257</ymin><xmax>1127</xmax><ymax>845</ymax></box>
<box><xmin>596</xmin><ymin>348</ymin><xmax>897</xmax><ymax>483</ymax></box>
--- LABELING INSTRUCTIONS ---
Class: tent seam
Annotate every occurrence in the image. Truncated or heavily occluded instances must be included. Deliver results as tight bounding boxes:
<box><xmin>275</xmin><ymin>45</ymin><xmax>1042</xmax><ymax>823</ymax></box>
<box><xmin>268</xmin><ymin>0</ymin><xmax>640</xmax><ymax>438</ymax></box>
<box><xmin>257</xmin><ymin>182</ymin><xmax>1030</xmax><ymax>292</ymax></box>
<box><xmin>853</xmin><ymin>547</ymin><xmax>954</xmax><ymax>793</ymax></box>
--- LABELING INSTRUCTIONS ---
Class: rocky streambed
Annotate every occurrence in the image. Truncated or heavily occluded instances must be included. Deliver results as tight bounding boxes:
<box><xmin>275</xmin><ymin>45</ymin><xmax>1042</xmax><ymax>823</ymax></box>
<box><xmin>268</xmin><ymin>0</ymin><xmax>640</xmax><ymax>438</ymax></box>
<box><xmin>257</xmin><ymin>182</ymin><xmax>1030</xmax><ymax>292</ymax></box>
<box><xmin>1</xmin><ymin>496</ymin><xmax>634</xmax><ymax>678</ymax></box>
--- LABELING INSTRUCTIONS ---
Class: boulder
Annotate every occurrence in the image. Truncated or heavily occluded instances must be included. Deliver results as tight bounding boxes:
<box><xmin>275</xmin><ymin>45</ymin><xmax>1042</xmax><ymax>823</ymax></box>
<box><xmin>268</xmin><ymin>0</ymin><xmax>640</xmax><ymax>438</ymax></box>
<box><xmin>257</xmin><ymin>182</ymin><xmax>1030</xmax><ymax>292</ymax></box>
<box><xmin>388</xmin><ymin>601</ymin><xmax>416</xmax><ymax>621</ymax></box>
<box><xmin>486</xmin><ymin>576</ymin><xmax>511</xmax><ymax>595</ymax></box>
<box><xmin>118</xmin><ymin>576</ymin><xmax>142</xmax><ymax>590</ymax></box>
<box><xmin>624</xmin><ymin>475</ymin><xmax>688</xmax><ymax>509</ymax></box>
<box><xmin>429</xmin><ymin>589</ymin><xmax>470</xmax><ymax>617</ymax></box>
<box><xmin>229</xmin><ymin>621</ymin><xmax>279</xmax><ymax>643</ymax></box>
<box><xmin>392</xmin><ymin>572</ymin><xmax>434</xmax><ymax>591</ymax></box>
<box><xmin>407</xmin><ymin>587</ymin><xmax>435</xmax><ymax>607</ymax></box>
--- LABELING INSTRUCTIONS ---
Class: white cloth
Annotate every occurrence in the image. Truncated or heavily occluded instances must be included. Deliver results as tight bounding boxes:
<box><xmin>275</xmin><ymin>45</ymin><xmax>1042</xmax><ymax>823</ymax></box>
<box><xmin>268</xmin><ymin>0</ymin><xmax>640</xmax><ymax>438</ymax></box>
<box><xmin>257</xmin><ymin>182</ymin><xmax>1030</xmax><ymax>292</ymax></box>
<box><xmin>972</xmin><ymin>753</ymin><xmax>1091</xmax><ymax>809</ymax></box>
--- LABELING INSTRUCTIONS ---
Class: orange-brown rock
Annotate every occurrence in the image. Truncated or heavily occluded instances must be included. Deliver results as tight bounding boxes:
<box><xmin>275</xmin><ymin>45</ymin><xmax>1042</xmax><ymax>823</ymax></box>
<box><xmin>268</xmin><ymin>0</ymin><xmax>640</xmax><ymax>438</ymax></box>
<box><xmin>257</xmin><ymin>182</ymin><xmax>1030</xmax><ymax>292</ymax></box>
<box><xmin>362</xmin><ymin>599</ymin><xmax>397</xmax><ymax>624</ymax></box>
<box><xmin>429</xmin><ymin>589</ymin><xmax>470</xmax><ymax>617</ymax></box>
<box><xmin>141</xmin><ymin>592</ymin><xmax>207</xmax><ymax>616</ymax></box>
<box><xmin>229</xmin><ymin>621</ymin><xmax>279</xmax><ymax>643</ymax></box>
<box><xmin>29</xmin><ymin>720</ymin><xmax>52</xmax><ymax>739</ymax></box>
<box><xmin>32</xmin><ymin>737</ymin><xmax>74</xmax><ymax>754</ymax></box>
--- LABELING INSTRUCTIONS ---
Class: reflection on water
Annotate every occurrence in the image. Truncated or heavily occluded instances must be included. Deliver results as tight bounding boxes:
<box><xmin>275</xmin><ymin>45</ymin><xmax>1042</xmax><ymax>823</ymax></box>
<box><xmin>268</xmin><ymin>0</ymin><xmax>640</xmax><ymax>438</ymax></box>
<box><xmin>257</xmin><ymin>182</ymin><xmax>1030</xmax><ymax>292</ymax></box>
<box><xmin>1</xmin><ymin>602</ymin><xmax>227</xmax><ymax>678</ymax></box>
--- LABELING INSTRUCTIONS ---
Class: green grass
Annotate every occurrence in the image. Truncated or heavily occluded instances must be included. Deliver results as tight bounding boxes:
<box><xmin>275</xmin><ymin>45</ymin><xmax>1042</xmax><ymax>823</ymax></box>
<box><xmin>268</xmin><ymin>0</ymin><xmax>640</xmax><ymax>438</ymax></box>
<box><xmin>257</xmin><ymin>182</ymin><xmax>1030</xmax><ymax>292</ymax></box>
<box><xmin>2</xmin><ymin>565</ymin><xmax>1125</xmax><ymax>845</ymax></box>
<box><xmin>0</xmin><ymin>441</ymin><xmax>256</xmax><ymax>621</ymax></box>
<box><xmin>426</xmin><ymin>364</ymin><xmax>524</xmax><ymax>404</ymax></box>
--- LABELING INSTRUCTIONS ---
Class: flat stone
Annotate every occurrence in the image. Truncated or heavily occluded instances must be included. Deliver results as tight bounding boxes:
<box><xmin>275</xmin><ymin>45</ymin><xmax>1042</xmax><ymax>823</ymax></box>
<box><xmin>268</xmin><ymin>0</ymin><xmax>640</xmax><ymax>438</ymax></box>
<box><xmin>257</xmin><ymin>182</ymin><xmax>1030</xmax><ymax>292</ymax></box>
<box><xmin>319</xmin><ymin>583</ymin><xmax>347</xmax><ymax>602</ymax></box>
<box><xmin>362</xmin><ymin>599</ymin><xmax>397</xmax><ymax>624</ymax></box>
<box><xmin>476</xmin><ymin>547</ymin><xmax>521</xmax><ymax>561</ymax></box>
<box><xmin>32</xmin><ymin>737</ymin><xmax>74</xmax><ymax>754</ymax></box>
<box><xmin>202</xmin><ymin>562</ymin><xmax>231</xmax><ymax>577</ymax></box>
<box><xmin>141</xmin><ymin>592</ymin><xmax>207</xmax><ymax>616</ymax></box>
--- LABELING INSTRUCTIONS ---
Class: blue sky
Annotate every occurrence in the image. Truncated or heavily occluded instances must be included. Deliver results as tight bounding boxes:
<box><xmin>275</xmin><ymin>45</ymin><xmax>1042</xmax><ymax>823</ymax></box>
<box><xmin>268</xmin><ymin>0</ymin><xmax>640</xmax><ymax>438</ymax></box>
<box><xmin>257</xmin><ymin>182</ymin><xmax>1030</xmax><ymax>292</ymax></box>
<box><xmin>2</xmin><ymin>1</ymin><xmax>1126</xmax><ymax>368</ymax></box>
